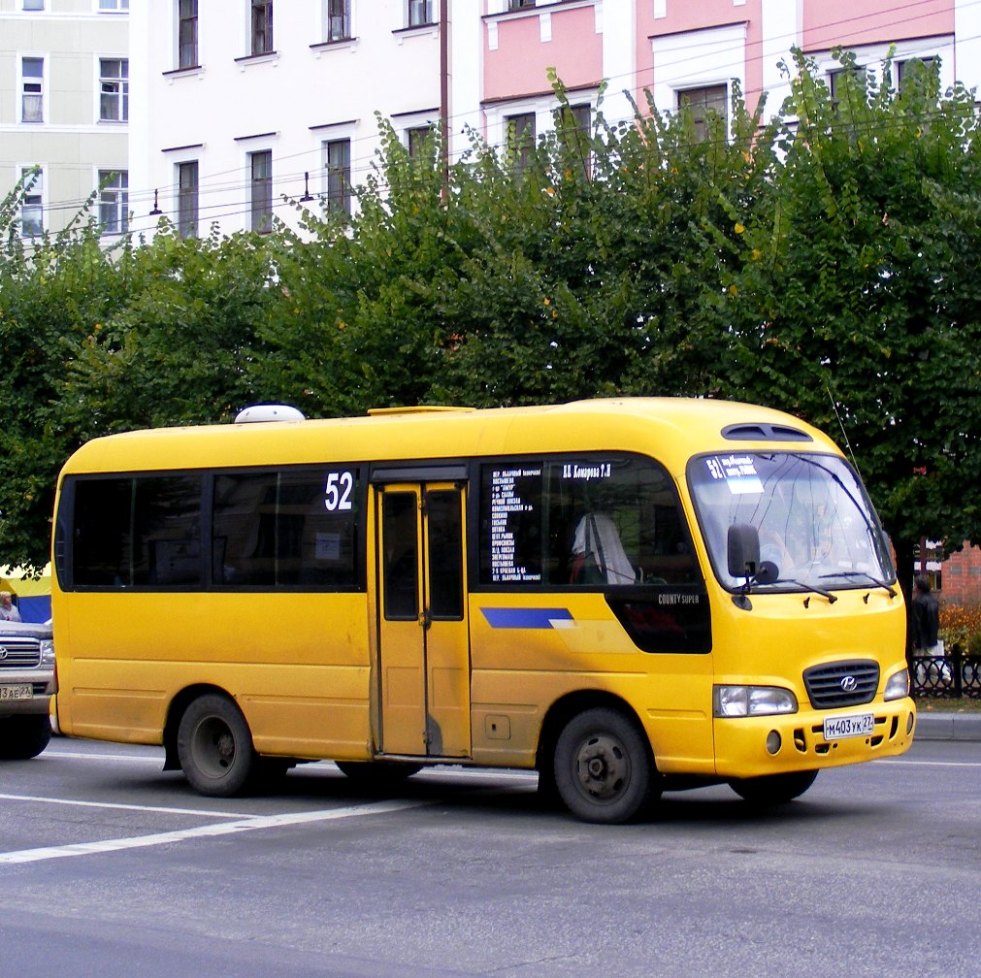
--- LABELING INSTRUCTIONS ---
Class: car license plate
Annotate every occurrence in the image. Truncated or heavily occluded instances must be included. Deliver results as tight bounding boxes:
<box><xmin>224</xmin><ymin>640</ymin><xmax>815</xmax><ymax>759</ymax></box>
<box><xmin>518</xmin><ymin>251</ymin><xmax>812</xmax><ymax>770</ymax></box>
<box><xmin>823</xmin><ymin>712</ymin><xmax>874</xmax><ymax>741</ymax></box>
<box><xmin>0</xmin><ymin>684</ymin><xmax>33</xmax><ymax>702</ymax></box>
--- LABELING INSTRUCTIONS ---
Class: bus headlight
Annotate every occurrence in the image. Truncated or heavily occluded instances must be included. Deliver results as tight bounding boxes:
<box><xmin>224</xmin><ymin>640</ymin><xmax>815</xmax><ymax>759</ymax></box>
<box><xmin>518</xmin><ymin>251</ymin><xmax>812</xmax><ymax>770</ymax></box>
<box><xmin>714</xmin><ymin>685</ymin><xmax>798</xmax><ymax>718</ymax></box>
<box><xmin>883</xmin><ymin>668</ymin><xmax>910</xmax><ymax>701</ymax></box>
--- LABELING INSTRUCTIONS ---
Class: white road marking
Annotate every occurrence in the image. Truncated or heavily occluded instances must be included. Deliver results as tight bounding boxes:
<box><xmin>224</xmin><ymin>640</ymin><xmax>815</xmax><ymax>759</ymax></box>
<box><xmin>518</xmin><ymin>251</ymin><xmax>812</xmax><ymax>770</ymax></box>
<box><xmin>0</xmin><ymin>793</ymin><xmax>257</xmax><ymax>819</ymax></box>
<box><xmin>0</xmin><ymin>799</ymin><xmax>426</xmax><ymax>865</ymax></box>
<box><xmin>875</xmin><ymin>759</ymin><xmax>981</xmax><ymax>768</ymax></box>
<box><xmin>44</xmin><ymin>749</ymin><xmax>164</xmax><ymax>764</ymax></box>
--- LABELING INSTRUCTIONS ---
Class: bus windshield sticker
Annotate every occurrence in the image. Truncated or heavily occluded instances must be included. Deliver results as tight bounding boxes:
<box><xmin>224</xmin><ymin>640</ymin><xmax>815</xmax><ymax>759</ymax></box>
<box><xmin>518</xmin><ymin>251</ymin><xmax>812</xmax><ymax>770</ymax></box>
<box><xmin>315</xmin><ymin>532</ymin><xmax>342</xmax><ymax>561</ymax></box>
<box><xmin>705</xmin><ymin>455</ymin><xmax>764</xmax><ymax>495</ymax></box>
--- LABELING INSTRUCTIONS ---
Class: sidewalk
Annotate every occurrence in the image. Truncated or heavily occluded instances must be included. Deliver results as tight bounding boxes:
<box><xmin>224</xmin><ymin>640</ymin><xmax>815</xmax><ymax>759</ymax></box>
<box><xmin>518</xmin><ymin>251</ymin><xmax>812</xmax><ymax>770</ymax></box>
<box><xmin>914</xmin><ymin>710</ymin><xmax>981</xmax><ymax>742</ymax></box>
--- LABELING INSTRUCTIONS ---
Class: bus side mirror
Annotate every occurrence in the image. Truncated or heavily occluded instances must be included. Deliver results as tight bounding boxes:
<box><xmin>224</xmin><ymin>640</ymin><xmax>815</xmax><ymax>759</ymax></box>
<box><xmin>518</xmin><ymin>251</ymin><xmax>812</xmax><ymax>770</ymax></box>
<box><xmin>727</xmin><ymin>524</ymin><xmax>760</xmax><ymax>579</ymax></box>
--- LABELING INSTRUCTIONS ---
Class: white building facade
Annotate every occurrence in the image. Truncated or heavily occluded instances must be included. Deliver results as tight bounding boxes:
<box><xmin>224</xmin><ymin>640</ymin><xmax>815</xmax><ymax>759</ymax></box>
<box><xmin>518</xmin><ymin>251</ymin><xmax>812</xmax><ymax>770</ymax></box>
<box><xmin>128</xmin><ymin>1</ymin><xmax>482</xmax><ymax>239</ymax></box>
<box><xmin>0</xmin><ymin>0</ymin><xmax>129</xmax><ymax>239</ymax></box>
<box><xmin>128</xmin><ymin>0</ymin><xmax>981</xmax><ymax>240</ymax></box>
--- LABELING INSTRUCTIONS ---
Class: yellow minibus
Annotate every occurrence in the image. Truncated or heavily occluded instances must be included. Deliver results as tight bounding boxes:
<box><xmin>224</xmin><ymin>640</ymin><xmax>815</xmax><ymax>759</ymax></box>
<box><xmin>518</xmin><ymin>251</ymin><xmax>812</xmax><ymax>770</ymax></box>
<box><xmin>51</xmin><ymin>398</ymin><xmax>915</xmax><ymax>822</ymax></box>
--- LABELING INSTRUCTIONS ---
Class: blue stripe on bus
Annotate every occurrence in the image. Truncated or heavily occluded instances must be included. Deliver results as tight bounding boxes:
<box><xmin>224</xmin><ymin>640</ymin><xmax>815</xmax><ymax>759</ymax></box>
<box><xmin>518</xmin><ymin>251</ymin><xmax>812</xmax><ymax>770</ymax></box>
<box><xmin>480</xmin><ymin>607</ymin><xmax>573</xmax><ymax>629</ymax></box>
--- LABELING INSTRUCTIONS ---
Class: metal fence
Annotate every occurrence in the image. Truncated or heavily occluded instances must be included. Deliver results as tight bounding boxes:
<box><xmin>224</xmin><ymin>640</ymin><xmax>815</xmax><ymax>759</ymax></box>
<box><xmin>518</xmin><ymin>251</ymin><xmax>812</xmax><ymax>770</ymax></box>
<box><xmin>911</xmin><ymin>644</ymin><xmax>981</xmax><ymax>699</ymax></box>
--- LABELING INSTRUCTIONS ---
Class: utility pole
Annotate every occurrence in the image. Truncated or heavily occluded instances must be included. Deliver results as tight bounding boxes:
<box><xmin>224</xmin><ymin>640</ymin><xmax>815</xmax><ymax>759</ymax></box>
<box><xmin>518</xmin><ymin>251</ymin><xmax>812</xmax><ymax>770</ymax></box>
<box><xmin>439</xmin><ymin>0</ymin><xmax>449</xmax><ymax>200</ymax></box>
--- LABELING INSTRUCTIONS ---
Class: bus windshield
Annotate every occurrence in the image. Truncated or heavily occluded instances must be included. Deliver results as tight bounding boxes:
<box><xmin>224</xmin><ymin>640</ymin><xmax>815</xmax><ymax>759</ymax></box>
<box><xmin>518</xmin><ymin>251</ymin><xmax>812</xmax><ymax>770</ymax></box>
<box><xmin>688</xmin><ymin>451</ymin><xmax>896</xmax><ymax>593</ymax></box>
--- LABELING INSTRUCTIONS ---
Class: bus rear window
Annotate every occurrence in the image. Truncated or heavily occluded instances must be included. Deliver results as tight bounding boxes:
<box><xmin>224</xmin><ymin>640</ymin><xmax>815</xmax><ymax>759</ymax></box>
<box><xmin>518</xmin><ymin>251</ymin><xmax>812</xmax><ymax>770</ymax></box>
<box><xmin>73</xmin><ymin>475</ymin><xmax>202</xmax><ymax>587</ymax></box>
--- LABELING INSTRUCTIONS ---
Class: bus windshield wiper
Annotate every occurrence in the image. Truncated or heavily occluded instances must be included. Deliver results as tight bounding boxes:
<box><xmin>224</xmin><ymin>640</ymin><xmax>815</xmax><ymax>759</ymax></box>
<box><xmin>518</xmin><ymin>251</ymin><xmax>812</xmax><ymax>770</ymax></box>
<box><xmin>818</xmin><ymin>571</ymin><xmax>896</xmax><ymax>598</ymax></box>
<box><xmin>769</xmin><ymin>577</ymin><xmax>838</xmax><ymax>604</ymax></box>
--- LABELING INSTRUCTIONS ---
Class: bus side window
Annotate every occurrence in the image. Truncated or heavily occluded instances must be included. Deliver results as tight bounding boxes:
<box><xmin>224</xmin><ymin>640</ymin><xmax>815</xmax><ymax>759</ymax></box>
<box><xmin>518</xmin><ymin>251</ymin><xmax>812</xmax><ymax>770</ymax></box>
<box><xmin>382</xmin><ymin>492</ymin><xmax>418</xmax><ymax>620</ymax></box>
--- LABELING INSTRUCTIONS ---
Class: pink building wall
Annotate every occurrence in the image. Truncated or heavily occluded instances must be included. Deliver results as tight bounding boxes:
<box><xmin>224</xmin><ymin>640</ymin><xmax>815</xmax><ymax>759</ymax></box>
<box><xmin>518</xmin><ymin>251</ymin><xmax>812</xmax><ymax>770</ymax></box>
<box><xmin>802</xmin><ymin>0</ymin><xmax>953</xmax><ymax>51</ymax></box>
<box><xmin>483</xmin><ymin>5</ymin><xmax>603</xmax><ymax>101</ymax></box>
<box><xmin>478</xmin><ymin>0</ymin><xmax>968</xmax><ymax>133</ymax></box>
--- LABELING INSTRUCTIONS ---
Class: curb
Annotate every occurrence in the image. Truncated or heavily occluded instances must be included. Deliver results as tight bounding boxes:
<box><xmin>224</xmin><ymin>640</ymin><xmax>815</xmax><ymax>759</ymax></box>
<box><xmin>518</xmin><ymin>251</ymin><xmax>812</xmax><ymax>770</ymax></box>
<box><xmin>914</xmin><ymin>712</ymin><xmax>981</xmax><ymax>743</ymax></box>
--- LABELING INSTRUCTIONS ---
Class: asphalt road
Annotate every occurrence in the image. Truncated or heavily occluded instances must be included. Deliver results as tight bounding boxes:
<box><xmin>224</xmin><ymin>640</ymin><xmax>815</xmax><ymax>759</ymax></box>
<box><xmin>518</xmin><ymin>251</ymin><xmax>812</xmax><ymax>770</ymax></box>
<box><xmin>1</xmin><ymin>737</ymin><xmax>979</xmax><ymax>978</ymax></box>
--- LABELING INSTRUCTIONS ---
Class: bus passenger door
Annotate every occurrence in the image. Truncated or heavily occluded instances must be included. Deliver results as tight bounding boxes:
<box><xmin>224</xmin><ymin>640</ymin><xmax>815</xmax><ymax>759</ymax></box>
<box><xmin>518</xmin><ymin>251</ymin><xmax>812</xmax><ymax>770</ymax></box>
<box><xmin>376</xmin><ymin>483</ymin><xmax>470</xmax><ymax>758</ymax></box>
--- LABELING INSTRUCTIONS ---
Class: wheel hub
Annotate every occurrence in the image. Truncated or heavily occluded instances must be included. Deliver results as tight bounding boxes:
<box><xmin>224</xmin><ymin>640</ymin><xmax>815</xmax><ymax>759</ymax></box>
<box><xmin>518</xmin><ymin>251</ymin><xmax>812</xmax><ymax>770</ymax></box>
<box><xmin>576</xmin><ymin>734</ymin><xmax>629</xmax><ymax>800</ymax></box>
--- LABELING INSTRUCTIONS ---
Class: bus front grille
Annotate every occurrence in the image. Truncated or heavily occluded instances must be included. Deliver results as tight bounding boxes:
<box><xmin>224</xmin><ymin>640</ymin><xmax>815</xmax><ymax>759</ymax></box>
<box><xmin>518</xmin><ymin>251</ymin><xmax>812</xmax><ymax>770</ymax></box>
<box><xmin>803</xmin><ymin>660</ymin><xmax>879</xmax><ymax>709</ymax></box>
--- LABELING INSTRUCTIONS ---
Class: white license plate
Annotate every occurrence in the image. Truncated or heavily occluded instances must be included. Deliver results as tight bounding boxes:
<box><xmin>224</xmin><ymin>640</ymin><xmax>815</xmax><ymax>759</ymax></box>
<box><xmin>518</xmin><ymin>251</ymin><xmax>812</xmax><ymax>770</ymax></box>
<box><xmin>0</xmin><ymin>684</ymin><xmax>33</xmax><ymax>702</ymax></box>
<box><xmin>823</xmin><ymin>712</ymin><xmax>874</xmax><ymax>741</ymax></box>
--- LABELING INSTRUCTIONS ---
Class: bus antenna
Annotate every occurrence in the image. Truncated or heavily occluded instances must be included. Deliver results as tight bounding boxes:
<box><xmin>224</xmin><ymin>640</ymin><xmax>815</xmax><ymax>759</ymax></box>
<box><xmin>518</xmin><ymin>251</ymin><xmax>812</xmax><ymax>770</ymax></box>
<box><xmin>826</xmin><ymin>383</ymin><xmax>859</xmax><ymax>473</ymax></box>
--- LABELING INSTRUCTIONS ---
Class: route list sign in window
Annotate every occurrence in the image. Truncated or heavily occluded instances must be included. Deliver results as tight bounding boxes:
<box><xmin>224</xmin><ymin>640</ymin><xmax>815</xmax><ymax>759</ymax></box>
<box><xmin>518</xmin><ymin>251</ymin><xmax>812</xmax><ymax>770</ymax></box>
<box><xmin>486</xmin><ymin>465</ymin><xmax>542</xmax><ymax>583</ymax></box>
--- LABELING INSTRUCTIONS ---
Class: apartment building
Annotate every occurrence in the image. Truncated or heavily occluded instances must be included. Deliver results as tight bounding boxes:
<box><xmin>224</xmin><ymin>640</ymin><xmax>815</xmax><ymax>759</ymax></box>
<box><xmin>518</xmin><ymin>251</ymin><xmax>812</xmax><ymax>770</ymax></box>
<box><xmin>0</xmin><ymin>0</ymin><xmax>129</xmax><ymax>239</ymax></box>
<box><xmin>126</xmin><ymin>0</ymin><xmax>980</xmax><ymax>239</ymax></box>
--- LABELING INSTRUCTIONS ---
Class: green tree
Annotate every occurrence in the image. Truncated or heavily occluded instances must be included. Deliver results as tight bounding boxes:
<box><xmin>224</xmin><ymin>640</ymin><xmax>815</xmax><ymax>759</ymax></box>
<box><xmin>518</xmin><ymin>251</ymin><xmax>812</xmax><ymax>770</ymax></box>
<box><xmin>0</xmin><ymin>202</ymin><xmax>126</xmax><ymax>572</ymax></box>
<box><xmin>724</xmin><ymin>51</ymin><xmax>981</xmax><ymax>603</ymax></box>
<box><xmin>63</xmin><ymin>225</ymin><xmax>282</xmax><ymax>440</ymax></box>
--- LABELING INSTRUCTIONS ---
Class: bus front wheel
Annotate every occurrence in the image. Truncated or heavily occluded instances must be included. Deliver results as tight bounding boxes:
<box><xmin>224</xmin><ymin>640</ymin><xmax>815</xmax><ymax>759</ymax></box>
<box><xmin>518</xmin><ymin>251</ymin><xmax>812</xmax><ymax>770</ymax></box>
<box><xmin>728</xmin><ymin>769</ymin><xmax>818</xmax><ymax>805</ymax></box>
<box><xmin>177</xmin><ymin>694</ymin><xmax>258</xmax><ymax>797</ymax></box>
<box><xmin>553</xmin><ymin>707</ymin><xmax>658</xmax><ymax>824</ymax></box>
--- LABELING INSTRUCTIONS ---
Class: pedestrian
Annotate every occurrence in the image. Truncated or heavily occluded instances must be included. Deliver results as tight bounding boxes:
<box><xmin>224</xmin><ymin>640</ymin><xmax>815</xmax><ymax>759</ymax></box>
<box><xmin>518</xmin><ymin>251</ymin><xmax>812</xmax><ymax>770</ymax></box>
<box><xmin>0</xmin><ymin>590</ymin><xmax>22</xmax><ymax>622</ymax></box>
<box><xmin>911</xmin><ymin>576</ymin><xmax>949</xmax><ymax>685</ymax></box>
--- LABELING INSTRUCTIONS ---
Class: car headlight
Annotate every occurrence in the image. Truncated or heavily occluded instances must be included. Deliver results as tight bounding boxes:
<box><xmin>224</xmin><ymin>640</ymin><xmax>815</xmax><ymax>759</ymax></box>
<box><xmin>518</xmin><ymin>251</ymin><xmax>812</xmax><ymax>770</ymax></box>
<box><xmin>714</xmin><ymin>685</ymin><xmax>798</xmax><ymax>718</ymax></box>
<box><xmin>39</xmin><ymin>637</ymin><xmax>55</xmax><ymax>667</ymax></box>
<box><xmin>883</xmin><ymin>668</ymin><xmax>909</xmax><ymax>701</ymax></box>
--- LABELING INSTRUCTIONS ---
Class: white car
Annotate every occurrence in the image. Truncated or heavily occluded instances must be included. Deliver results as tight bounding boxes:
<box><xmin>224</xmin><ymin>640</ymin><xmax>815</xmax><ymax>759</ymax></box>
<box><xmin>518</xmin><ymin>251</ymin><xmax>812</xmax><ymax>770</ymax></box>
<box><xmin>0</xmin><ymin>620</ymin><xmax>56</xmax><ymax>759</ymax></box>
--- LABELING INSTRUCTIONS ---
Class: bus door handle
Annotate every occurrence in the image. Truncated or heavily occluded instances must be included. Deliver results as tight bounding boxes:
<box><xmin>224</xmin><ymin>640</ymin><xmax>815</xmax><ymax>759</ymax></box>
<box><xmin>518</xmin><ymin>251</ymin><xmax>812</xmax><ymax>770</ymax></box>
<box><xmin>421</xmin><ymin>609</ymin><xmax>432</xmax><ymax>631</ymax></box>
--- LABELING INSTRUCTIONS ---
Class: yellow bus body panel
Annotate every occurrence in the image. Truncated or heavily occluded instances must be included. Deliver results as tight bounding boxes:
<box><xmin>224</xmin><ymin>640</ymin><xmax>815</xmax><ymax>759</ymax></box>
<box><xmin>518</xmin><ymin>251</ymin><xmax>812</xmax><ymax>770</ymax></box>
<box><xmin>52</xmin><ymin>398</ymin><xmax>914</xmax><ymax>782</ymax></box>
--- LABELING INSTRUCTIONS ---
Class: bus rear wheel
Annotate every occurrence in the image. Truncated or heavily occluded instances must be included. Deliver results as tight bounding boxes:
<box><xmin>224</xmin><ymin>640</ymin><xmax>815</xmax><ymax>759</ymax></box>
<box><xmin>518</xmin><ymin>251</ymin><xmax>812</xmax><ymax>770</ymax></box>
<box><xmin>553</xmin><ymin>707</ymin><xmax>658</xmax><ymax>824</ymax></box>
<box><xmin>728</xmin><ymin>769</ymin><xmax>818</xmax><ymax>805</ymax></box>
<box><xmin>177</xmin><ymin>694</ymin><xmax>258</xmax><ymax>797</ymax></box>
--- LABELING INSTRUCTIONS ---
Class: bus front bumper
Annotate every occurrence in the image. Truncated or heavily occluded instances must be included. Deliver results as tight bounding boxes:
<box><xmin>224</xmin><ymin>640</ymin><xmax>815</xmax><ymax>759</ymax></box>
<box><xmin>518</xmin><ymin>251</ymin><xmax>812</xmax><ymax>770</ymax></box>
<box><xmin>712</xmin><ymin>698</ymin><xmax>916</xmax><ymax>779</ymax></box>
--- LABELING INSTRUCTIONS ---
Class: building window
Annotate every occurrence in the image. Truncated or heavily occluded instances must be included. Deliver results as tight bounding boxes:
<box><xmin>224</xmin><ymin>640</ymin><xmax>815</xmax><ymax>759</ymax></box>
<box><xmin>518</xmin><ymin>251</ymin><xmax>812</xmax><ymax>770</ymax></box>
<box><xmin>251</xmin><ymin>0</ymin><xmax>274</xmax><ymax>55</ymax></box>
<box><xmin>325</xmin><ymin>139</ymin><xmax>351</xmax><ymax>216</ymax></box>
<box><xmin>99</xmin><ymin>170</ymin><xmax>129</xmax><ymax>235</ymax></box>
<box><xmin>828</xmin><ymin>66</ymin><xmax>866</xmax><ymax>113</ymax></box>
<box><xmin>406</xmin><ymin>125</ymin><xmax>432</xmax><ymax>158</ymax></box>
<box><xmin>23</xmin><ymin>1</ymin><xmax>45</xmax><ymax>11</ymax></box>
<box><xmin>555</xmin><ymin>102</ymin><xmax>591</xmax><ymax>175</ymax></box>
<box><xmin>21</xmin><ymin>57</ymin><xmax>44</xmax><ymax>123</ymax></box>
<box><xmin>677</xmin><ymin>84</ymin><xmax>727</xmax><ymax>142</ymax></box>
<box><xmin>20</xmin><ymin>168</ymin><xmax>43</xmax><ymax>237</ymax></box>
<box><xmin>326</xmin><ymin>0</ymin><xmax>351</xmax><ymax>41</ymax></box>
<box><xmin>407</xmin><ymin>0</ymin><xmax>433</xmax><ymax>27</ymax></box>
<box><xmin>178</xmin><ymin>0</ymin><xmax>198</xmax><ymax>69</ymax></box>
<box><xmin>508</xmin><ymin>0</ymin><xmax>535</xmax><ymax>9</ymax></box>
<box><xmin>250</xmin><ymin>150</ymin><xmax>273</xmax><ymax>232</ymax></box>
<box><xmin>99</xmin><ymin>0</ymin><xmax>130</xmax><ymax>10</ymax></box>
<box><xmin>177</xmin><ymin>160</ymin><xmax>199</xmax><ymax>238</ymax></box>
<box><xmin>505</xmin><ymin>112</ymin><xmax>536</xmax><ymax>171</ymax></box>
<box><xmin>897</xmin><ymin>57</ymin><xmax>936</xmax><ymax>92</ymax></box>
<box><xmin>99</xmin><ymin>58</ymin><xmax>128</xmax><ymax>122</ymax></box>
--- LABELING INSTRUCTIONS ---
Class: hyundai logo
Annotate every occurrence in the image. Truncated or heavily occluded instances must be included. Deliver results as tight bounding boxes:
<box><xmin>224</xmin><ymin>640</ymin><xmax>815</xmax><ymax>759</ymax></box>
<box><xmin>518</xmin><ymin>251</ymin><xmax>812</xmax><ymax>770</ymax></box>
<box><xmin>840</xmin><ymin>675</ymin><xmax>857</xmax><ymax>692</ymax></box>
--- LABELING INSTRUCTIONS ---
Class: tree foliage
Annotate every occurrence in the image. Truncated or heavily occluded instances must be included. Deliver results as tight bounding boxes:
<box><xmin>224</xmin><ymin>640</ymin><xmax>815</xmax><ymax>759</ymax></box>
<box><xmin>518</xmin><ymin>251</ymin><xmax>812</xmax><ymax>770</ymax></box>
<box><xmin>0</xmin><ymin>53</ymin><xmax>978</xmax><ymax>579</ymax></box>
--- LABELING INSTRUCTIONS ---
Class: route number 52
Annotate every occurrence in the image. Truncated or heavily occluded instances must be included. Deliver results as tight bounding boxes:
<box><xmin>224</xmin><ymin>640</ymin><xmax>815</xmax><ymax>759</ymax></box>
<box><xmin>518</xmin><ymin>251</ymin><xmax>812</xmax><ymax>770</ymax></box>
<box><xmin>324</xmin><ymin>471</ymin><xmax>354</xmax><ymax>511</ymax></box>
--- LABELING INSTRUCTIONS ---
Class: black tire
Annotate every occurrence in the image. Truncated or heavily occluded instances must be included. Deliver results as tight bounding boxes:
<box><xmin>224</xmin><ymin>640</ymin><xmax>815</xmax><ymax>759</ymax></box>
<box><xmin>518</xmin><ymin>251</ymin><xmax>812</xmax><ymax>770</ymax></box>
<box><xmin>553</xmin><ymin>707</ymin><xmax>659</xmax><ymax>824</ymax></box>
<box><xmin>0</xmin><ymin>714</ymin><xmax>52</xmax><ymax>760</ymax></box>
<box><xmin>177</xmin><ymin>694</ymin><xmax>258</xmax><ymax>797</ymax></box>
<box><xmin>728</xmin><ymin>769</ymin><xmax>818</xmax><ymax>805</ymax></box>
<box><xmin>335</xmin><ymin>760</ymin><xmax>422</xmax><ymax>784</ymax></box>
